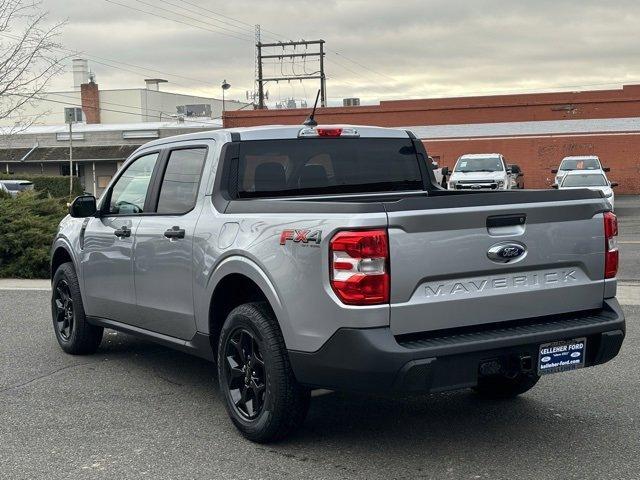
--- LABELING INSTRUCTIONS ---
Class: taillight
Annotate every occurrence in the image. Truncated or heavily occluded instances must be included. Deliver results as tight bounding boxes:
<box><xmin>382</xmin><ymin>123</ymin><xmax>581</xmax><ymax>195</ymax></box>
<box><xmin>604</xmin><ymin>211</ymin><xmax>618</xmax><ymax>279</ymax></box>
<box><xmin>329</xmin><ymin>229</ymin><xmax>389</xmax><ymax>305</ymax></box>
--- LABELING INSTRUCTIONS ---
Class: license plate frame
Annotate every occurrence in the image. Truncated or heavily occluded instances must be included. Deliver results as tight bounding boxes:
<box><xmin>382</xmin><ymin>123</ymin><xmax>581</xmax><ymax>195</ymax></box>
<box><xmin>538</xmin><ymin>337</ymin><xmax>586</xmax><ymax>375</ymax></box>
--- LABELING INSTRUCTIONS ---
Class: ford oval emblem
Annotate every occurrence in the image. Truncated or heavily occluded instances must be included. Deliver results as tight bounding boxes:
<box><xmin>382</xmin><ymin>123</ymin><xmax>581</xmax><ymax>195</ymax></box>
<box><xmin>487</xmin><ymin>242</ymin><xmax>527</xmax><ymax>263</ymax></box>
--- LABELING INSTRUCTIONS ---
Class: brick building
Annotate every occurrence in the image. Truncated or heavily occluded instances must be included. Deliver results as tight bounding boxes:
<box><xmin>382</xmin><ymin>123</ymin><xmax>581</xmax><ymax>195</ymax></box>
<box><xmin>223</xmin><ymin>85</ymin><xmax>640</xmax><ymax>193</ymax></box>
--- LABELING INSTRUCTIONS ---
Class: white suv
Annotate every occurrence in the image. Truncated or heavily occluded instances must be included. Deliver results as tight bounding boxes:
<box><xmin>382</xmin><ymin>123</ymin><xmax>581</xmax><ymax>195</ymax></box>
<box><xmin>552</xmin><ymin>156</ymin><xmax>608</xmax><ymax>186</ymax></box>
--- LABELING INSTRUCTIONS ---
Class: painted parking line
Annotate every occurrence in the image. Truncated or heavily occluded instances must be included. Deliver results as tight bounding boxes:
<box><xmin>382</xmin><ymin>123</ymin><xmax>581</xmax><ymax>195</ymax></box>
<box><xmin>0</xmin><ymin>279</ymin><xmax>50</xmax><ymax>291</ymax></box>
<box><xmin>619</xmin><ymin>241</ymin><xmax>640</xmax><ymax>244</ymax></box>
<box><xmin>618</xmin><ymin>284</ymin><xmax>640</xmax><ymax>306</ymax></box>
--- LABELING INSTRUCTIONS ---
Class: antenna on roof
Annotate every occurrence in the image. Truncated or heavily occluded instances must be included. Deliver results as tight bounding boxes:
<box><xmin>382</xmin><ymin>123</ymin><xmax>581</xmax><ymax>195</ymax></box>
<box><xmin>303</xmin><ymin>89</ymin><xmax>321</xmax><ymax>127</ymax></box>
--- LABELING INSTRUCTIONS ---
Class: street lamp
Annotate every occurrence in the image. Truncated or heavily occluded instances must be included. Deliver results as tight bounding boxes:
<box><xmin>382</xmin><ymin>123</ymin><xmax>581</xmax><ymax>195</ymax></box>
<box><xmin>221</xmin><ymin>79</ymin><xmax>231</xmax><ymax>114</ymax></box>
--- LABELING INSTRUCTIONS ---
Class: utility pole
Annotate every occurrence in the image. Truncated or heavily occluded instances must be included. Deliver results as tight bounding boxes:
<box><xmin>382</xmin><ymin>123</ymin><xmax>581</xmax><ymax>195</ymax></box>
<box><xmin>255</xmin><ymin>25</ymin><xmax>263</xmax><ymax>109</ymax></box>
<box><xmin>257</xmin><ymin>41</ymin><xmax>264</xmax><ymax>109</ymax></box>
<box><xmin>319</xmin><ymin>41</ymin><xmax>326</xmax><ymax>107</ymax></box>
<box><xmin>64</xmin><ymin>107</ymin><xmax>76</xmax><ymax>197</ymax></box>
<box><xmin>69</xmin><ymin>120</ymin><xmax>73</xmax><ymax>196</ymax></box>
<box><xmin>256</xmin><ymin>39</ymin><xmax>326</xmax><ymax>109</ymax></box>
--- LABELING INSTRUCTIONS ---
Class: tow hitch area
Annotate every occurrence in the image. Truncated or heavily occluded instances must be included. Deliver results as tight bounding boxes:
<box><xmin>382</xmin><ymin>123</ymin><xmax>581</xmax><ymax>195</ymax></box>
<box><xmin>479</xmin><ymin>354</ymin><xmax>535</xmax><ymax>378</ymax></box>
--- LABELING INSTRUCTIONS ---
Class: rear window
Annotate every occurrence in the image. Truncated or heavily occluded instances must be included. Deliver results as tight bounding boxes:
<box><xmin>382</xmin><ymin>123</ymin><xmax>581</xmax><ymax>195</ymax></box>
<box><xmin>235</xmin><ymin>138</ymin><xmax>423</xmax><ymax>198</ymax></box>
<box><xmin>562</xmin><ymin>173</ymin><xmax>607</xmax><ymax>187</ymax></box>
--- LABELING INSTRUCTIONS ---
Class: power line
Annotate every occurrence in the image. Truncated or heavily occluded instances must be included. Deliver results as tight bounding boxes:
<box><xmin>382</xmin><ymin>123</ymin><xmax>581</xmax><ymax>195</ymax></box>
<box><xmin>330</xmin><ymin>50</ymin><xmax>397</xmax><ymax>83</ymax></box>
<box><xmin>45</xmin><ymin>91</ymin><xmax>224</xmax><ymax>120</ymax></box>
<box><xmin>172</xmin><ymin>0</ymin><xmax>286</xmax><ymax>40</ymax></box>
<box><xmin>156</xmin><ymin>0</ymin><xmax>258</xmax><ymax>37</ymax></box>
<box><xmin>25</xmin><ymin>94</ymin><xmax>219</xmax><ymax>124</ymax></box>
<box><xmin>0</xmin><ymin>31</ymin><xmax>213</xmax><ymax>89</ymax></box>
<box><xmin>101</xmin><ymin>0</ymin><xmax>253</xmax><ymax>42</ymax></box>
<box><xmin>131</xmin><ymin>0</ymin><xmax>254</xmax><ymax>40</ymax></box>
<box><xmin>98</xmin><ymin>0</ymin><xmax>391</xmax><ymax>95</ymax></box>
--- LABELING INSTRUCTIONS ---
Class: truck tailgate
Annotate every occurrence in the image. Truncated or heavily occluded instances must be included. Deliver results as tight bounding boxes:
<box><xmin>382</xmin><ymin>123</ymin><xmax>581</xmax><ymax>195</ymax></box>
<box><xmin>385</xmin><ymin>191</ymin><xmax>608</xmax><ymax>336</ymax></box>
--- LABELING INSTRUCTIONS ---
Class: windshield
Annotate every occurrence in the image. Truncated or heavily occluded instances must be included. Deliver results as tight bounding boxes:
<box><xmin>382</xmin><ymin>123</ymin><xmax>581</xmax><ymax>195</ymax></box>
<box><xmin>562</xmin><ymin>174</ymin><xmax>607</xmax><ymax>187</ymax></box>
<box><xmin>559</xmin><ymin>158</ymin><xmax>600</xmax><ymax>171</ymax></box>
<box><xmin>235</xmin><ymin>138</ymin><xmax>423</xmax><ymax>198</ymax></box>
<box><xmin>453</xmin><ymin>157</ymin><xmax>504</xmax><ymax>173</ymax></box>
<box><xmin>1</xmin><ymin>182</ymin><xmax>32</xmax><ymax>191</ymax></box>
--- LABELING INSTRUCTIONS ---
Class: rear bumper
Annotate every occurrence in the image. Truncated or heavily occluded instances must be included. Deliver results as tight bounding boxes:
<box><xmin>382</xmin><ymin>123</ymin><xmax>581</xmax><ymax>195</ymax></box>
<box><xmin>288</xmin><ymin>298</ymin><xmax>625</xmax><ymax>393</ymax></box>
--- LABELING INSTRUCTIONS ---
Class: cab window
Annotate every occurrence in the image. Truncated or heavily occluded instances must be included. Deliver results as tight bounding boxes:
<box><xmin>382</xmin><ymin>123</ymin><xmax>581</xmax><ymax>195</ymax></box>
<box><xmin>156</xmin><ymin>148</ymin><xmax>208</xmax><ymax>214</ymax></box>
<box><xmin>108</xmin><ymin>153</ymin><xmax>159</xmax><ymax>214</ymax></box>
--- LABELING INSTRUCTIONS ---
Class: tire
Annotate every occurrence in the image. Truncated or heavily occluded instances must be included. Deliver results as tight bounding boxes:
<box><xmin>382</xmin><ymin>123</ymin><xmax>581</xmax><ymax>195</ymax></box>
<box><xmin>217</xmin><ymin>302</ymin><xmax>310</xmax><ymax>443</ymax></box>
<box><xmin>474</xmin><ymin>372</ymin><xmax>540</xmax><ymax>399</ymax></box>
<box><xmin>51</xmin><ymin>262</ymin><xmax>103</xmax><ymax>355</ymax></box>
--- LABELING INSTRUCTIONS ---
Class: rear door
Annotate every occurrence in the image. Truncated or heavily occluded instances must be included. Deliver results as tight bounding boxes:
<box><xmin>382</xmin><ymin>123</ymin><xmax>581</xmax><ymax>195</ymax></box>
<box><xmin>385</xmin><ymin>192</ymin><xmax>607</xmax><ymax>335</ymax></box>
<box><xmin>132</xmin><ymin>144</ymin><xmax>209</xmax><ymax>339</ymax></box>
<box><xmin>81</xmin><ymin>151</ymin><xmax>160</xmax><ymax>322</ymax></box>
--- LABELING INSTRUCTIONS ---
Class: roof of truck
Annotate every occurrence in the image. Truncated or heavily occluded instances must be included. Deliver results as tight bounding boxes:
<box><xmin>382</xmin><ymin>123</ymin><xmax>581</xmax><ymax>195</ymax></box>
<box><xmin>562</xmin><ymin>170</ymin><xmax>606</xmax><ymax>176</ymax></box>
<box><xmin>458</xmin><ymin>153</ymin><xmax>502</xmax><ymax>158</ymax></box>
<box><xmin>561</xmin><ymin>155</ymin><xmax>600</xmax><ymax>161</ymax></box>
<box><xmin>138</xmin><ymin>124</ymin><xmax>412</xmax><ymax>149</ymax></box>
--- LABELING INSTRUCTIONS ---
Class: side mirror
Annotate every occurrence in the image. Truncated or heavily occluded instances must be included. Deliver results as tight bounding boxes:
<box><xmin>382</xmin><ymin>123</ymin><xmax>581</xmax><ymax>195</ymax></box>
<box><xmin>69</xmin><ymin>195</ymin><xmax>97</xmax><ymax>218</ymax></box>
<box><xmin>551</xmin><ymin>169</ymin><xmax>558</xmax><ymax>174</ymax></box>
<box><xmin>603</xmin><ymin>167</ymin><xmax>610</xmax><ymax>172</ymax></box>
<box><xmin>610</xmin><ymin>182</ymin><xmax>619</xmax><ymax>188</ymax></box>
<box><xmin>551</xmin><ymin>184</ymin><xmax>559</xmax><ymax>189</ymax></box>
<box><xmin>506</xmin><ymin>168</ymin><xmax>512</xmax><ymax>174</ymax></box>
<box><xmin>441</xmin><ymin>166</ymin><xmax>449</xmax><ymax>176</ymax></box>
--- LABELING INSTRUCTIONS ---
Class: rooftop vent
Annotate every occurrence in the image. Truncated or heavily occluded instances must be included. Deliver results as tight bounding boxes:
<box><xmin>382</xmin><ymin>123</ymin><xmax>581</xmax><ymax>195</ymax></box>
<box><xmin>145</xmin><ymin>79</ymin><xmax>168</xmax><ymax>91</ymax></box>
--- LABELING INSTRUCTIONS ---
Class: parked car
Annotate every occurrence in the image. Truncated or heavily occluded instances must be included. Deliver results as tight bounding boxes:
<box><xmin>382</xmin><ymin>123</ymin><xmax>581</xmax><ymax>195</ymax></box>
<box><xmin>447</xmin><ymin>153</ymin><xmax>512</xmax><ymax>190</ymax></box>
<box><xmin>429</xmin><ymin>156</ymin><xmax>448</xmax><ymax>188</ymax></box>
<box><xmin>552</xmin><ymin>155</ymin><xmax>608</xmax><ymax>186</ymax></box>
<box><xmin>0</xmin><ymin>180</ymin><xmax>34</xmax><ymax>197</ymax></box>
<box><xmin>508</xmin><ymin>164</ymin><xmax>524</xmax><ymax>189</ymax></box>
<box><xmin>555</xmin><ymin>170</ymin><xmax>617</xmax><ymax>210</ymax></box>
<box><xmin>51</xmin><ymin>124</ymin><xmax>624</xmax><ymax>443</ymax></box>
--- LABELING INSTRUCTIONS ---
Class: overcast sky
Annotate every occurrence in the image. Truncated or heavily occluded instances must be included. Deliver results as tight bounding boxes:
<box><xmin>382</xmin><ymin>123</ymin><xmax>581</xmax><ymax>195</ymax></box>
<box><xmin>38</xmin><ymin>0</ymin><xmax>640</xmax><ymax>105</ymax></box>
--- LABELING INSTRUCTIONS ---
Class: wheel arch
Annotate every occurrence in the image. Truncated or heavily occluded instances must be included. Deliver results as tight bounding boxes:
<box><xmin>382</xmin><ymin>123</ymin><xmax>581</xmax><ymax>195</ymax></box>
<box><xmin>51</xmin><ymin>243</ymin><xmax>75</xmax><ymax>280</ymax></box>
<box><xmin>206</xmin><ymin>256</ymin><xmax>288</xmax><ymax>360</ymax></box>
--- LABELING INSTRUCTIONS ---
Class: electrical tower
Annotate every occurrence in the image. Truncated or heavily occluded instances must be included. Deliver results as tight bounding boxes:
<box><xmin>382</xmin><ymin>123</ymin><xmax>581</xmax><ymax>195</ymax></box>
<box><xmin>256</xmin><ymin>39</ymin><xmax>326</xmax><ymax>109</ymax></box>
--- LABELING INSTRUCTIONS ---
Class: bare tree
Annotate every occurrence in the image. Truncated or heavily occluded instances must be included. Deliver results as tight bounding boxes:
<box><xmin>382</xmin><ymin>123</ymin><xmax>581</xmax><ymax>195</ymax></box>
<box><xmin>0</xmin><ymin>0</ymin><xmax>66</xmax><ymax>132</ymax></box>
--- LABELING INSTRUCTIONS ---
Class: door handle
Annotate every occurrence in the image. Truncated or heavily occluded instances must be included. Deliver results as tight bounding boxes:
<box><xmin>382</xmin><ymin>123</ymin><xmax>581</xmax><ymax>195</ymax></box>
<box><xmin>164</xmin><ymin>226</ymin><xmax>185</xmax><ymax>239</ymax></box>
<box><xmin>114</xmin><ymin>226</ymin><xmax>131</xmax><ymax>238</ymax></box>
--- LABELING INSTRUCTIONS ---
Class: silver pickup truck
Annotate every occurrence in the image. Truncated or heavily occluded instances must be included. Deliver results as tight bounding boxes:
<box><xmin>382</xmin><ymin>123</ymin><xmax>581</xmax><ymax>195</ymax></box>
<box><xmin>51</xmin><ymin>124</ymin><xmax>625</xmax><ymax>442</ymax></box>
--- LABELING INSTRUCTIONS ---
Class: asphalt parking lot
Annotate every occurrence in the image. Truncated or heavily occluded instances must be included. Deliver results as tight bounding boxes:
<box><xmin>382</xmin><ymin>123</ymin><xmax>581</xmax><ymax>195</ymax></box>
<box><xmin>1</xmin><ymin>197</ymin><xmax>639</xmax><ymax>480</ymax></box>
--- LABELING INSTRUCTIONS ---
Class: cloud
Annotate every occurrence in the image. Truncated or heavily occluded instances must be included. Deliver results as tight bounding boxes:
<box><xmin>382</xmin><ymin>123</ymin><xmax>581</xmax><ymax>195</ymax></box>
<box><xmin>40</xmin><ymin>0</ymin><xmax>640</xmax><ymax>105</ymax></box>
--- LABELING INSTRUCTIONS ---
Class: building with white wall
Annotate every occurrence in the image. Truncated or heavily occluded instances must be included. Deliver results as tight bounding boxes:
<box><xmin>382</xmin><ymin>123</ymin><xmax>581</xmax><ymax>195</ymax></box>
<box><xmin>0</xmin><ymin>59</ymin><xmax>250</xmax><ymax>127</ymax></box>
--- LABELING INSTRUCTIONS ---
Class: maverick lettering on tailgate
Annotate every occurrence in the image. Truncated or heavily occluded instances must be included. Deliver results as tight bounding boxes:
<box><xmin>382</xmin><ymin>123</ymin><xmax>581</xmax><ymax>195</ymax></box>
<box><xmin>424</xmin><ymin>270</ymin><xmax>578</xmax><ymax>297</ymax></box>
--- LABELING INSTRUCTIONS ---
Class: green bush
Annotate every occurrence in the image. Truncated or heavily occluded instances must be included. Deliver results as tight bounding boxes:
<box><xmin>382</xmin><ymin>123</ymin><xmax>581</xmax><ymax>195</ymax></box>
<box><xmin>0</xmin><ymin>191</ymin><xmax>68</xmax><ymax>278</ymax></box>
<box><xmin>0</xmin><ymin>174</ymin><xmax>83</xmax><ymax>198</ymax></box>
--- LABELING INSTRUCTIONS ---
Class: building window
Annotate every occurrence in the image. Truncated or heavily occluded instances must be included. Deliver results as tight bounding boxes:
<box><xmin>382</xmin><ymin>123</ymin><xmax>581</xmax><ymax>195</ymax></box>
<box><xmin>97</xmin><ymin>176</ymin><xmax>111</xmax><ymax>189</ymax></box>
<box><xmin>60</xmin><ymin>163</ymin><xmax>85</xmax><ymax>178</ymax></box>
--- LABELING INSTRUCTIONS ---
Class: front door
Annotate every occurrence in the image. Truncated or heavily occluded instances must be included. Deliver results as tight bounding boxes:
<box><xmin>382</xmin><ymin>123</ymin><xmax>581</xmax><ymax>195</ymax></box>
<box><xmin>133</xmin><ymin>146</ymin><xmax>209</xmax><ymax>340</ymax></box>
<box><xmin>81</xmin><ymin>152</ymin><xmax>160</xmax><ymax>322</ymax></box>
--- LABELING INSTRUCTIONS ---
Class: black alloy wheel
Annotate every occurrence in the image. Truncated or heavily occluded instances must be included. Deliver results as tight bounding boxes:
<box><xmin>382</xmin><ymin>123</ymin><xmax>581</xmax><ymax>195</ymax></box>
<box><xmin>224</xmin><ymin>327</ymin><xmax>267</xmax><ymax>420</ymax></box>
<box><xmin>53</xmin><ymin>279</ymin><xmax>74</xmax><ymax>340</ymax></box>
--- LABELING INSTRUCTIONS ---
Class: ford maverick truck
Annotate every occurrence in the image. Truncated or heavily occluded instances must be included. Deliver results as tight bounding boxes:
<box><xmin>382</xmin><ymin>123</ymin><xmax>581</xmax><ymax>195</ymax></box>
<box><xmin>51</xmin><ymin>124</ymin><xmax>625</xmax><ymax>442</ymax></box>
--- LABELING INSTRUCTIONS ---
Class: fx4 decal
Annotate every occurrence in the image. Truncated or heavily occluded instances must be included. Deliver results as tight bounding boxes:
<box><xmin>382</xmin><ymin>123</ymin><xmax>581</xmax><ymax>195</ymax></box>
<box><xmin>280</xmin><ymin>229</ymin><xmax>322</xmax><ymax>246</ymax></box>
